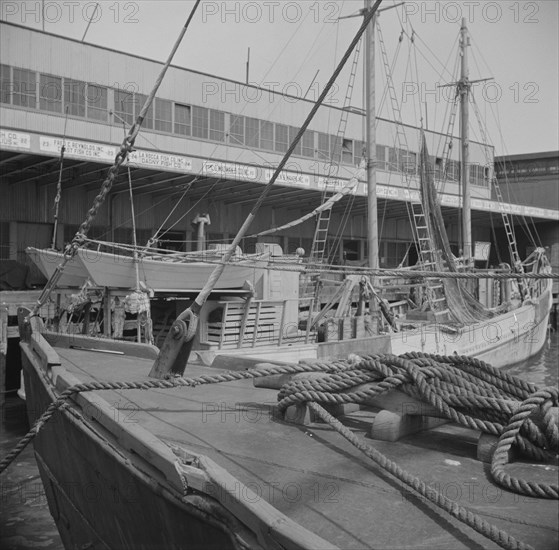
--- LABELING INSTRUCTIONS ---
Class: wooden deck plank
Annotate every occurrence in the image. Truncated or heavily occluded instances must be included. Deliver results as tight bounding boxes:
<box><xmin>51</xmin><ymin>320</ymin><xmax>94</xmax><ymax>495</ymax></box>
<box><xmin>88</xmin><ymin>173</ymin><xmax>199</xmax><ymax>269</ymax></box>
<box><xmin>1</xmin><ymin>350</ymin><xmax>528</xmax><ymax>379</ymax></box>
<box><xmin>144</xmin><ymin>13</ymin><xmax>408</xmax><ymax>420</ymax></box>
<box><xmin>53</xmin><ymin>347</ymin><xmax>559</xmax><ymax>550</ymax></box>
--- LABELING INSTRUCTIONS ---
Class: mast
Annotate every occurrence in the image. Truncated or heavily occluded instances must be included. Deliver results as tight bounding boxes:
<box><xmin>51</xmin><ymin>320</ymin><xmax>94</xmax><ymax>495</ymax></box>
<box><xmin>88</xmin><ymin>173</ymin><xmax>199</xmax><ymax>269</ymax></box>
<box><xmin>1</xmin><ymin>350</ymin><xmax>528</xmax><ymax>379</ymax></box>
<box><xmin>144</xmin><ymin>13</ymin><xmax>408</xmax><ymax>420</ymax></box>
<box><xmin>365</xmin><ymin>0</ymin><xmax>378</xmax><ymax>269</ymax></box>
<box><xmin>459</xmin><ymin>17</ymin><xmax>471</xmax><ymax>262</ymax></box>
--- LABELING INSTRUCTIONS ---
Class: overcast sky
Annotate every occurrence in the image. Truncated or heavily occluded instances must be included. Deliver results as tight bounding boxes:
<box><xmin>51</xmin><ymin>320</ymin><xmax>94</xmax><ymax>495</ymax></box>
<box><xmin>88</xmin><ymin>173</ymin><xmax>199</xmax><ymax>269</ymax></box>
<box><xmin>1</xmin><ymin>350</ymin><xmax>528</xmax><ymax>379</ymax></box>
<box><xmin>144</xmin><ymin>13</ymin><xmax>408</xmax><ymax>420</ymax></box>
<box><xmin>2</xmin><ymin>0</ymin><xmax>558</xmax><ymax>156</ymax></box>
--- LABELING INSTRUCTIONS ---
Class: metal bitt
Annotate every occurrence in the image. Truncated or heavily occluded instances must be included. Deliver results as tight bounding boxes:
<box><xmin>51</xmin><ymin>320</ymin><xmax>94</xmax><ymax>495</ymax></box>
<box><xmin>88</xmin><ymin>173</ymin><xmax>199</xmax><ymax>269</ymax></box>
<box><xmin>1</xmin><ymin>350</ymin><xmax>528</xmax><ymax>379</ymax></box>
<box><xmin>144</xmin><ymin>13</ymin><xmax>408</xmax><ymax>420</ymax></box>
<box><xmin>192</xmin><ymin>213</ymin><xmax>211</xmax><ymax>251</ymax></box>
<box><xmin>149</xmin><ymin>0</ymin><xmax>384</xmax><ymax>379</ymax></box>
<box><xmin>148</xmin><ymin>309</ymin><xmax>198</xmax><ymax>379</ymax></box>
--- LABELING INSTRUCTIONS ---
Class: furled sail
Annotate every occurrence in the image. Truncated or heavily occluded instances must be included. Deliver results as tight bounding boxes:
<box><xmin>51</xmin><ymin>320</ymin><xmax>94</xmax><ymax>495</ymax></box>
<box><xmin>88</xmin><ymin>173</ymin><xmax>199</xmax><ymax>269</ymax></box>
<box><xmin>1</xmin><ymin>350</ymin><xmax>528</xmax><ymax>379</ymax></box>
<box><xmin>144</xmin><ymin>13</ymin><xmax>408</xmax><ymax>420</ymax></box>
<box><xmin>249</xmin><ymin>160</ymin><xmax>366</xmax><ymax>238</ymax></box>
<box><xmin>419</xmin><ymin>134</ymin><xmax>493</xmax><ymax>324</ymax></box>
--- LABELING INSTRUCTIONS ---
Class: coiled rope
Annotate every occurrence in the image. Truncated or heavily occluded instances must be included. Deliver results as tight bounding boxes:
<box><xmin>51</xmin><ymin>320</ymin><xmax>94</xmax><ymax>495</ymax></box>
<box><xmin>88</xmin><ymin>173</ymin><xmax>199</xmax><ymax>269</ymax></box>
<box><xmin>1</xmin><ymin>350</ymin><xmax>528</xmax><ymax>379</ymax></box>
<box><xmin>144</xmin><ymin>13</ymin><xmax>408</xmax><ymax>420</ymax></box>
<box><xmin>1</xmin><ymin>354</ymin><xmax>556</xmax><ymax>550</ymax></box>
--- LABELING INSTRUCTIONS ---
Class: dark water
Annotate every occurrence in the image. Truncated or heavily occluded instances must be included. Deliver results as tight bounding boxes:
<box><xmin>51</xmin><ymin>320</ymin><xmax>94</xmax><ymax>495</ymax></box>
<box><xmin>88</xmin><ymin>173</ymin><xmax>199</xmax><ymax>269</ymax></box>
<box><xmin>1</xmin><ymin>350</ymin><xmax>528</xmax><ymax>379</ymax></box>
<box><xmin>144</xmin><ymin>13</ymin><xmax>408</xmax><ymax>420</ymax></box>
<box><xmin>1</xmin><ymin>330</ymin><xmax>558</xmax><ymax>550</ymax></box>
<box><xmin>502</xmin><ymin>329</ymin><xmax>559</xmax><ymax>387</ymax></box>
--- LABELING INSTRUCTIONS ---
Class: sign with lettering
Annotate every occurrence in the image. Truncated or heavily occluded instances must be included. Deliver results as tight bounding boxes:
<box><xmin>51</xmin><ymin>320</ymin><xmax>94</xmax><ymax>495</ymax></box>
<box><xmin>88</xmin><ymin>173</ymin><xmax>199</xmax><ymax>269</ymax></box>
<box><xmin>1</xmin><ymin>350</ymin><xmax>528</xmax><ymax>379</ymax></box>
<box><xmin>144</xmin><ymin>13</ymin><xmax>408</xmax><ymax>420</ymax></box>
<box><xmin>267</xmin><ymin>169</ymin><xmax>310</xmax><ymax>187</ymax></box>
<box><xmin>203</xmin><ymin>161</ymin><xmax>257</xmax><ymax>180</ymax></box>
<box><xmin>0</xmin><ymin>130</ymin><xmax>31</xmax><ymax>150</ymax></box>
<box><xmin>129</xmin><ymin>150</ymin><xmax>192</xmax><ymax>172</ymax></box>
<box><xmin>40</xmin><ymin>137</ymin><xmax>115</xmax><ymax>161</ymax></box>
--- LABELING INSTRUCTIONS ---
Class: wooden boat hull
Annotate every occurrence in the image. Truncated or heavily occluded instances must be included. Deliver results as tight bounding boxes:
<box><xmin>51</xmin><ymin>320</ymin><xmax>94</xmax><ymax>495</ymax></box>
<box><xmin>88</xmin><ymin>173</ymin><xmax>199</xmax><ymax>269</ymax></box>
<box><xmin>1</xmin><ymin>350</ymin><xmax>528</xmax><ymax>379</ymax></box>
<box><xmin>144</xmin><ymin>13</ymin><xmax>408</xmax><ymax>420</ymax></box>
<box><xmin>196</xmin><ymin>285</ymin><xmax>553</xmax><ymax>369</ymax></box>
<box><xmin>18</xmin><ymin>324</ymin><xmax>558</xmax><ymax>550</ymax></box>
<box><xmin>19</xmin><ymin>331</ymin><xmax>334</xmax><ymax>550</ymax></box>
<box><xmin>76</xmin><ymin>249</ymin><xmax>267</xmax><ymax>290</ymax></box>
<box><xmin>25</xmin><ymin>247</ymin><xmax>89</xmax><ymax>287</ymax></box>
<box><xmin>389</xmin><ymin>287</ymin><xmax>553</xmax><ymax>367</ymax></box>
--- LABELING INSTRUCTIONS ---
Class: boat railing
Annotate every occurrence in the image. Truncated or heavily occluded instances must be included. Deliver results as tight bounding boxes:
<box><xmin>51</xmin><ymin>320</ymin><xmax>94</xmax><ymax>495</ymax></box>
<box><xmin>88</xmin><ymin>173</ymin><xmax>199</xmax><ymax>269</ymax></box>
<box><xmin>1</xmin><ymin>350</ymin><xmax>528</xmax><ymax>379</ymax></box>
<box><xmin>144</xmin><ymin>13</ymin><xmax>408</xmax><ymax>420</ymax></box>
<box><xmin>200</xmin><ymin>298</ymin><xmax>316</xmax><ymax>350</ymax></box>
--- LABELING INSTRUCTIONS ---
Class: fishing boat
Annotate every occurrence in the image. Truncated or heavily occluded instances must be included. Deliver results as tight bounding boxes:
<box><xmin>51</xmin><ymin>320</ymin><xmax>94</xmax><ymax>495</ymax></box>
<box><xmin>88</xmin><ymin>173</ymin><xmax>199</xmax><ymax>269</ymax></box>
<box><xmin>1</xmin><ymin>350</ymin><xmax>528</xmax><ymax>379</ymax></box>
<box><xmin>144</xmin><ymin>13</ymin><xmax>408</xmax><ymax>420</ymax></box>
<box><xmin>5</xmin><ymin>2</ymin><xmax>557</xmax><ymax>549</ymax></box>
<box><xmin>73</xmin><ymin>244</ymin><xmax>270</xmax><ymax>291</ymax></box>
<box><xmin>25</xmin><ymin>247</ymin><xmax>89</xmax><ymax>288</ymax></box>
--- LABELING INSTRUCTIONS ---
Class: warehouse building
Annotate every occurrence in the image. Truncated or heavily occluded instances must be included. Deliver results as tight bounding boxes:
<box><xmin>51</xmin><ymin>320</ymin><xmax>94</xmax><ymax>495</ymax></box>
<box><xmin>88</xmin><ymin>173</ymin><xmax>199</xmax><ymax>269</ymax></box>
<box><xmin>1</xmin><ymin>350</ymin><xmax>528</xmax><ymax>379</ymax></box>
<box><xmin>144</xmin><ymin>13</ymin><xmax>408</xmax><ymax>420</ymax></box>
<box><xmin>1</xmin><ymin>22</ymin><xmax>558</xmax><ymax>284</ymax></box>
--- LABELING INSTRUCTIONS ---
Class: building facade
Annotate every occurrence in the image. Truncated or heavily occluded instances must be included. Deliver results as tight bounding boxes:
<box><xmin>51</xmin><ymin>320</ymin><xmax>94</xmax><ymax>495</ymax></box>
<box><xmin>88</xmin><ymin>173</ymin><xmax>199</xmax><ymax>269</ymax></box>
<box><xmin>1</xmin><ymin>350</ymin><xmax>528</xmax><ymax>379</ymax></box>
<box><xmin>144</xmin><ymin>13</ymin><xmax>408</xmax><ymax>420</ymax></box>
<box><xmin>1</xmin><ymin>22</ymin><xmax>558</xmax><ymax>283</ymax></box>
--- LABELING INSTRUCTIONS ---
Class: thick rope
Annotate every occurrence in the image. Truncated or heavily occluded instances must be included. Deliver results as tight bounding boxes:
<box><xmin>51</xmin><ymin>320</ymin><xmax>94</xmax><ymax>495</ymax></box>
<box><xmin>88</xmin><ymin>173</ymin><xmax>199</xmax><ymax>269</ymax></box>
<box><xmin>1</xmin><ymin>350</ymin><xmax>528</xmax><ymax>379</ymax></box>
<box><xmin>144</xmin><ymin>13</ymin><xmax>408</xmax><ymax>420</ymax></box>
<box><xmin>0</xmin><ymin>362</ymin><xmax>347</xmax><ymax>474</ymax></box>
<box><xmin>32</xmin><ymin>0</ymin><xmax>202</xmax><ymax>316</ymax></box>
<box><xmin>277</xmin><ymin>353</ymin><xmax>558</xmax><ymax>488</ymax></box>
<box><xmin>2</xmin><ymin>354</ymin><xmax>556</xmax><ymax>550</ymax></box>
<box><xmin>307</xmin><ymin>402</ymin><xmax>534</xmax><ymax>550</ymax></box>
<box><xmin>491</xmin><ymin>387</ymin><xmax>559</xmax><ymax>499</ymax></box>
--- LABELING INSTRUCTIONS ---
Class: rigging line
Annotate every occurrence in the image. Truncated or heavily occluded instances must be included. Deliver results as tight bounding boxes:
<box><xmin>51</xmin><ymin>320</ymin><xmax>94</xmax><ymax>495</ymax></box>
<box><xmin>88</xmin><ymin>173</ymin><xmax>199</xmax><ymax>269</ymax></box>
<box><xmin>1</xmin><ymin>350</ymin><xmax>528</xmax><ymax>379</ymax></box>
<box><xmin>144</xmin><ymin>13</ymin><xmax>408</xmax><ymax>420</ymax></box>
<box><xmin>257</xmin><ymin>5</ymin><xmax>313</xmax><ymax>86</ymax></box>
<box><xmin>284</xmin><ymin>8</ymin><xmax>329</xmax><ymax>85</ymax></box>
<box><xmin>151</xmin><ymin>177</ymin><xmax>198</xmax><ymax>242</ymax></box>
<box><xmin>185</xmin><ymin>0</ymin><xmax>384</xmax><ymax>315</ymax></box>
<box><xmin>400</xmin><ymin>30</ymin><xmax>455</xmax><ymax>86</ymax></box>
<box><xmin>484</xmin><ymin>99</ymin><xmax>541</xmax><ymax>248</ymax></box>
<box><xmin>471</xmin><ymin>39</ymin><xmax>496</xmax><ymax>80</ymax></box>
<box><xmin>408</xmin><ymin>26</ymin><xmax>457</xmax><ymax>81</ymax></box>
<box><xmin>51</xmin><ymin>105</ymin><xmax>70</xmax><ymax>250</ymax></box>
<box><xmin>157</xmin><ymin>177</ymin><xmax>224</xmax><ymax>240</ymax></box>
<box><xmin>404</xmin><ymin>33</ymin><xmax>419</xmax><ymax>135</ymax></box>
<box><xmin>33</xmin><ymin>0</ymin><xmax>203</xmax><ymax>316</ymax></box>
<box><xmin>126</xmin><ymin>163</ymin><xmax>141</xmax><ymax>291</ymax></box>
<box><xmin>92</xmin><ymin>183</ymin><xmax>195</xmax><ymax>243</ymax></box>
<box><xmin>226</xmin><ymin>6</ymin><xmax>316</xmax><ymax>155</ymax></box>
<box><xmin>329</xmin><ymin>191</ymin><xmax>357</xmax><ymax>264</ymax></box>
<box><xmin>228</xmin><ymin>5</ymin><xmax>350</xmax><ymax>171</ymax></box>
<box><xmin>489</xmin><ymin>210</ymin><xmax>503</xmax><ymax>266</ymax></box>
<box><xmin>434</xmin><ymin>42</ymin><xmax>460</xmax><ymax>163</ymax></box>
<box><xmin>111</xmin><ymin>110</ymin><xmax>170</xmax><ymax>156</ymax></box>
<box><xmin>411</xmin><ymin>30</ymin><xmax>423</xmax><ymax>128</ymax></box>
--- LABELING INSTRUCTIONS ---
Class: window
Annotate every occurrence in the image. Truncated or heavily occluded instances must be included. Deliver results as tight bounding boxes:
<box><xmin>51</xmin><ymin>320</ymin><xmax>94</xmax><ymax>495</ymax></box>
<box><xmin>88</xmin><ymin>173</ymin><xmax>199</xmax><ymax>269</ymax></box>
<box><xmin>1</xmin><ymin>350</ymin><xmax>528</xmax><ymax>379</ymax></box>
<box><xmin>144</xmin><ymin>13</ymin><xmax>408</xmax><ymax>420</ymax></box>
<box><xmin>155</xmin><ymin>98</ymin><xmax>172</xmax><ymax>132</ymax></box>
<box><xmin>0</xmin><ymin>65</ymin><xmax>11</xmax><ymax>104</ymax></box>
<box><xmin>434</xmin><ymin>157</ymin><xmax>443</xmax><ymax>179</ymax></box>
<box><xmin>275</xmin><ymin>124</ymin><xmax>289</xmax><ymax>153</ymax></box>
<box><xmin>375</xmin><ymin>144</ymin><xmax>386</xmax><ymax>169</ymax></box>
<box><xmin>229</xmin><ymin>115</ymin><xmax>244</xmax><ymax>145</ymax></box>
<box><xmin>40</xmin><ymin>74</ymin><xmax>62</xmax><ymax>112</ymax></box>
<box><xmin>86</xmin><ymin>84</ymin><xmax>107</xmax><ymax>121</ymax></box>
<box><xmin>289</xmin><ymin>126</ymin><xmax>301</xmax><ymax>156</ymax></box>
<box><xmin>114</xmin><ymin>89</ymin><xmax>135</xmax><ymax>126</ymax></box>
<box><xmin>209</xmin><ymin>109</ymin><xmax>225</xmax><ymax>141</ymax></box>
<box><xmin>342</xmin><ymin>138</ymin><xmax>353</xmax><ymax>165</ymax></box>
<box><xmin>388</xmin><ymin>147</ymin><xmax>399</xmax><ymax>171</ymax></box>
<box><xmin>0</xmin><ymin>221</ymin><xmax>9</xmax><ymax>260</ymax></box>
<box><xmin>402</xmin><ymin>151</ymin><xmax>416</xmax><ymax>174</ymax></box>
<box><xmin>174</xmin><ymin>103</ymin><xmax>191</xmax><ymax>136</ymax></box>
<box><xmin>470</xmin><ymin>164</ymin><xmax>487</xmax><ymax>187</ymax></box>
<box><xmin>13</xmin><ymin>68</ymin><xmax>36</xmax><ymax>108</ymax></box>
<box><xmin>353</xmin><ymin>140</ymin><xmax>365</xmax><ymax>163</ymax></box>
<box><xmin>260</xmin><ymin>121</ymin><xmax>274</xmax><ymax>151</ymax></box>
<box><xmin>245</xmin><ymin>117</ymin><xmax>259</xmax><ymax>148</ymax></box>
<box><xmin>192</xmin><ymin>106</ymin><xmax>208</xmax><ymax>139</ymax></box>
<box><xmin>446</xmin><ymin>159</ymin><xmax>460</xmax><ymax>181</ymax></box>
<box><xmin>329</xmin><ymin>135</ymin><xmax>342</xmax><ymax>162</ymax></box>
<box><xmin>317</xmin><ymin>133</ymin><xmax>330</xmax><ymax>160</ymax></box>
<box><xmin>301</xmin><ymin>130</ymin><xmax>315</xmax><ymax>158</ymax></box>
<box><xmin>64</xmin><ymin>78</ymin><xmax>85</xmax><ymax>116</ymax></box>
<box><xmin>380</xmin><ymin>241</ymin><xmax>409</xmax><ymax>268</ymax></box>
<box><xmin>134</xmin><ymin>93</ymin><xmax>153</xmax><ymax>129</ymax></box>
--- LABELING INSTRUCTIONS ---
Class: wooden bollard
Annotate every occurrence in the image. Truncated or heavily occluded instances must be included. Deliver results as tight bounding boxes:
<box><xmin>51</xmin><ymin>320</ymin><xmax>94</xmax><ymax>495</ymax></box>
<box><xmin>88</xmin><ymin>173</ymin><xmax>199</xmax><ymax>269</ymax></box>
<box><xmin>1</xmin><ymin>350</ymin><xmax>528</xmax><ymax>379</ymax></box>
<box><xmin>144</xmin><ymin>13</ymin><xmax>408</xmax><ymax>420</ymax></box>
<box><xmin>369</xmin><ymin>389</ymin><xmax>449</xmax><ymax>442</ymax></box>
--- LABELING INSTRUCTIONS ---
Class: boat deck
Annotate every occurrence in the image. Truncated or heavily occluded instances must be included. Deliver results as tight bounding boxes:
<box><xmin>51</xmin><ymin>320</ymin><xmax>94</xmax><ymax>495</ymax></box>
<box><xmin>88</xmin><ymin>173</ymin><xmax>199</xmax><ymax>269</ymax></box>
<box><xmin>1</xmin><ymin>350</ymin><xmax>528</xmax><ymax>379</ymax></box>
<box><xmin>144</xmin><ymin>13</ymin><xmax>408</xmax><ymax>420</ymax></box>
<box><xmin>53</xmin><ymin>346</ymin><xmax>558</xmax><ymax>550</ymax></box>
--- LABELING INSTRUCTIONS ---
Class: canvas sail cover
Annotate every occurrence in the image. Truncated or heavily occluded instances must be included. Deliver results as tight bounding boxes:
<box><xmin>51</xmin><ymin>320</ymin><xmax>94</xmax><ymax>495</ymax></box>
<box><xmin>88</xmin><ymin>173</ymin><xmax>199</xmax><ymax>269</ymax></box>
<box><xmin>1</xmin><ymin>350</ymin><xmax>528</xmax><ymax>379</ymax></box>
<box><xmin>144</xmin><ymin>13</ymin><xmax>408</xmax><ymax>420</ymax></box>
<box><xmin>250</xmin><ymin>160</ymin><xmax>366</xmax><ymax>238</ymax></box>
<box><xmin>419</xmin><ymin>135</ymin><xmax>493</xmax><ymax>324</ymax></box>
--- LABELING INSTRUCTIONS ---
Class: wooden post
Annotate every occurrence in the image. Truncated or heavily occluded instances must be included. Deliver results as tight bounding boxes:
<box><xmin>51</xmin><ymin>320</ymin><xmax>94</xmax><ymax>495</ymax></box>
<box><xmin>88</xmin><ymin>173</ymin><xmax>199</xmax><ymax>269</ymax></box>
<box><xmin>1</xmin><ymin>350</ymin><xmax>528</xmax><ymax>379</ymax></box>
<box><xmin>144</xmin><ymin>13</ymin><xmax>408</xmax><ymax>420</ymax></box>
<box><xmin>252</xmin><ymin>302</ymin><xmax>262</xmax><ymax>347</ymax></box>
<box><xmin>277</xmin><ymin>300</ymin><xmax>286</xmax><ymax>346</ymax></box>
<box><xmin>238</xmin><ymin>296</ymin><xmax>253</xmax><ymax>348</ymax></box>
<box><xmin>104</xmin><ymin>289</ymin><xmax>112</xmax><ymax>337</ymax></box>
<box><xmin>305</xmin><ymin>298</ymin><xmax>314</xmax><ymax>344</ymax></box>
